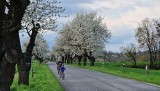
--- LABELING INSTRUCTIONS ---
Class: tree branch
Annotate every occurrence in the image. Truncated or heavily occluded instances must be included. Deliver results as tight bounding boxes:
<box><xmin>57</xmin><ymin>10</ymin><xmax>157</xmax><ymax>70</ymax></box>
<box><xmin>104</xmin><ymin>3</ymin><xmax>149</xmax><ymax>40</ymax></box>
<box><xmin>27</xmin><ymin>29</ymin><xmax>31</xmax><ymax>37</ymax></box>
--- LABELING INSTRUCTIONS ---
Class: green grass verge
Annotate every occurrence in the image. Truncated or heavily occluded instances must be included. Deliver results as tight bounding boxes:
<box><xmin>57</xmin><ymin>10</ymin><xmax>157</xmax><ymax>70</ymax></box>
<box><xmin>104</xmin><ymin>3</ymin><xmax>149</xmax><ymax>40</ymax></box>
<box><xmin>70</xmin><ymin>62</ymin><xmax>160</xmax><ymax>85</ymax></box>
<box><xmin>11</xmin><ymin>61</ymin><xmax>63</xmax><ymax>91</ymax></box>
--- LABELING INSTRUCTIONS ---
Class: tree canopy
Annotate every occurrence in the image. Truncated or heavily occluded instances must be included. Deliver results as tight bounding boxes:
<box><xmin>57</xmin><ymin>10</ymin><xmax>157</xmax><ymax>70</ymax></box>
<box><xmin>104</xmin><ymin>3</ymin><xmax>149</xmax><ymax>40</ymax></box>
<box><xmin>53</xmin><ymin>11</ymin><xmax>111</xmax><ymax>57</ymax></box>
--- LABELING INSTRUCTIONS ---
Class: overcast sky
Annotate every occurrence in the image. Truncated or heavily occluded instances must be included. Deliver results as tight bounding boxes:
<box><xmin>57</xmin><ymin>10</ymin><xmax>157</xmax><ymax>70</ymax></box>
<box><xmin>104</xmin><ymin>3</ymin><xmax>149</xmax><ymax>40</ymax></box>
<box><xmin>41</xmin><ymin>0</ymin><xmax>160</xmax><ymax>52</ymax></box>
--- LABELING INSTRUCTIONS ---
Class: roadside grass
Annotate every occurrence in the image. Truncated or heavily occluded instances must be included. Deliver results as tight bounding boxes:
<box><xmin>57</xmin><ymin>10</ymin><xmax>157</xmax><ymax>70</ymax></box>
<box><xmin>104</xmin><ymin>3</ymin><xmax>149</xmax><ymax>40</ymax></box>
<box><xmin>71</xmin><ymin>61</ymin><xmax>160</xmax><ymax>85</ymax></box>
<box><xmin>11</xmin><ymin>60</ymin><xmax>63</xmax><ymax>91</ymax></box>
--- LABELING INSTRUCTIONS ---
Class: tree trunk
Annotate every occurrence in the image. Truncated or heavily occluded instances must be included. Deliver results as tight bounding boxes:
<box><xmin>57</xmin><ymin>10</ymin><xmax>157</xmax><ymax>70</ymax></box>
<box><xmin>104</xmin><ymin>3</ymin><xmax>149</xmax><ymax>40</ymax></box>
<box><xmin>82</xmin><ymin>51</ymin><xmax>88</xmax><ymax>66</ymax></box>
<box><xmin>0</xmin><ymin>31</ymin><xmax>22</xmax><ymax>91</ymax></box>
<box><xmin>153</xmin><ymin>47</ymin><xmax>157</xmax><ymax>66</ymax></box>
<box><xmin>66</xmin><ymin>54</ymin><xmax>70</xmax><ymax>64</ymax></box>
<box><xmin>68</xmin><ymin>54</ymin><xmax>72</xmax><ymax>64</ymax></box>
<box><xmin>64</xmin><ymin>54</ymin><xmax>67</xmax><ymax>63</ymax></box>
<box><xmin>89</xmin><ymin>56</ymin><xmax>95</xmax><ymax>66</ymax></box>
<box><xmin>148</xmin><ymin>48</ymin><xmax>154</xmax><ymax>68</ymax></box>
<box><xmin>18</xmin><ymin>70</ymin><xmax>29</xmax><ymax>85</ymax></box>
<box><xmin>0</xmin><ymin>0</ymin><xmax>30</xmax><ymax>90</ymax></box>
<box><xmin>129</xmin><ymin>52</ymin><xmax>137</xmax><ymax>67</ymax></box>
<box><xmin>62</xmin><ymin>56</ymin><xmax>64</xmax><ymax>63</ymax></box>
<box><xmin>0</xmin><ymin>1</ymin><xmax>5</xmax><ymax>90</ymax></box>
<box><xmin>0</xmin><ymin>61</ymin><xmax>16</xmax><ymax>91</ymax></box>
<box><xmin>70</xmin><ymin>56</ymin><xmax>73</xmax><ymax>64</ymax></box>
<box><xmin>89</xmin><ymin>51</ymin><xmax>95</xmax><ymax>66</ymax></box>
<box><xmin>18</xmin><ymin>57</ymin><xmax>31</xmax><ymax>85</ymax></box>
<box><xmin>18</xmin><ymin>28</ymin><xmax>38</xmax><ymax>85</ymax></box>
<box><xmin>77</xmin><ymin>55</ymin><xmax>82</xmax><ymax>65</ymax></box>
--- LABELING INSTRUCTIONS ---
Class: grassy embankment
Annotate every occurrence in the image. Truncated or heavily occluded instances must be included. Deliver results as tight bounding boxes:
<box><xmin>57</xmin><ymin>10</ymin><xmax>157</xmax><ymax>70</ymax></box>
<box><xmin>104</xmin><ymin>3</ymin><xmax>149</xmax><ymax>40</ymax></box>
<box><xmin>11</xmin><ymin>60</ymin><xmax>63</xmax><ymax>91</ymax></box>
<box><xmin>71</xmin><ymin>61</ymin><xmax>160</xmax><ymax>85</ymax></box>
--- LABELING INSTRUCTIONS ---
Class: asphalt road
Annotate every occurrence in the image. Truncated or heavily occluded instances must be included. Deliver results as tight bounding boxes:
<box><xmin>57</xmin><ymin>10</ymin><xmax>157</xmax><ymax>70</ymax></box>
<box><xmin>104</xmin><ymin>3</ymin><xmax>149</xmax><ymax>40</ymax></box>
<box><xmin>47</xmin><ymin>62</ymin><xmax>160</xmax><ymax>91</ymax></box>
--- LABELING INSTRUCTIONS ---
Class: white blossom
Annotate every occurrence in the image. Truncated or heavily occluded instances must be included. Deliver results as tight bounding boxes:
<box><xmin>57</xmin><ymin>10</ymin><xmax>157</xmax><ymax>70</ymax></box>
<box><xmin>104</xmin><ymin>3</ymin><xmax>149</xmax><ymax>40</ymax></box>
<box><xmin>53</xmin><ymin>11</ymin><xmax>111</xmax><ymax>57</ymax></box>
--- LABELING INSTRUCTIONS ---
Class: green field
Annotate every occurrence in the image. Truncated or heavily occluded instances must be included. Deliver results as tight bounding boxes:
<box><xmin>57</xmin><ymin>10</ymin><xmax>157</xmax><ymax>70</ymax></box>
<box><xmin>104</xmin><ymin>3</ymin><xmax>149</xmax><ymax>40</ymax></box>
<box><xmin>71</xmin><ymin>62</ymin><xmax>160</xmax><ymax>85</ymax></box>
<box><xmin>11</xmin><ymin>61</ymin><xmax>63</xmax><ymax>91</ymax></box>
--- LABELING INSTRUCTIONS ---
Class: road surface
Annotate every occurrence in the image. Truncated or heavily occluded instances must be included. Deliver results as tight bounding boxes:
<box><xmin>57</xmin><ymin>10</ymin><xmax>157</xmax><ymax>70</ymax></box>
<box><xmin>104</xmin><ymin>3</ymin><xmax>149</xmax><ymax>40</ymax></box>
<box><xmin>47</xmin><ymin>62</ymin><xmax>160</xmax><ymax>91</ymax></box>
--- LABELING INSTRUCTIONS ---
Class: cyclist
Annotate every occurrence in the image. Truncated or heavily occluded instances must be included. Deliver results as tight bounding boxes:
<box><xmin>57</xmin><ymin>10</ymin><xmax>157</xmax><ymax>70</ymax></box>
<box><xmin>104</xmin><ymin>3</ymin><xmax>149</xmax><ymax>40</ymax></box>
<box><xmin>56</xmin><ymin>56</ymin><xmax>63</xmax><ymax>74</ymax></box>
<box><xmin>60</xmin><ymin>64</ymin><xmax>66</xmax><ymax>80</ymax></box>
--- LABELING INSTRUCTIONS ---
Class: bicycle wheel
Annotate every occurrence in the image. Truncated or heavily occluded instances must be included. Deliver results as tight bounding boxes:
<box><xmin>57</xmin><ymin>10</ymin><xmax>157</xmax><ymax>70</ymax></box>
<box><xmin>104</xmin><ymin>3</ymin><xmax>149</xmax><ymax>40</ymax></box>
<box><xmin>62</xmin><ymin>73</ymin><xmax>65</xmax><ymax>80</ymax></box>
<box><xmin>59</xmin><ymin>70</ymin><xmax>62</xmax><ymax>77</ymax></box>
<box><xmin>57</xmin><ymin>66</ymin><xmax>60</xmax><ymax>74</ymax></box>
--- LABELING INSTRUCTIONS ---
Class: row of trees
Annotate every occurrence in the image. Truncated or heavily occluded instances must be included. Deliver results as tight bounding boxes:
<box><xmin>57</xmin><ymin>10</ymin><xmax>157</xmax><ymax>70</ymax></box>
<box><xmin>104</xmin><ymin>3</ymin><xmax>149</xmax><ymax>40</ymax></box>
<box><xmin>102</xmin><ymin>51</ymin><xmax>125</xmax><ymax>62</ymax></box>
<box><xmin>52</xmin><ymin>11</ymin><xmax>111</xmax><ymax>65</ymax></box>
<box><xmin>0</xmin><ymin>0</ymin><xmax>64</xmax><ymax>90</ymax></box>
<box><xmin>121</xmin><ymin>18</ymin><xmax>160</xmax><ymax>69</ymax></box>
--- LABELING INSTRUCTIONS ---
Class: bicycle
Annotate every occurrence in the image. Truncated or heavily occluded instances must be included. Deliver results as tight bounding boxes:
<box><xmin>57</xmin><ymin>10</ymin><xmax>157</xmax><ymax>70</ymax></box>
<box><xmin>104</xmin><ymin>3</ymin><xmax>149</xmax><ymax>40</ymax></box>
<box><xmin>57</xmin><ymin>65</ymin><xmax>60</xmax><ymax>74</ymax></box>
<box><xmin>59</xmin><ymin>70</ymin><xmax>65</xmax><ymax>80</ymax></box>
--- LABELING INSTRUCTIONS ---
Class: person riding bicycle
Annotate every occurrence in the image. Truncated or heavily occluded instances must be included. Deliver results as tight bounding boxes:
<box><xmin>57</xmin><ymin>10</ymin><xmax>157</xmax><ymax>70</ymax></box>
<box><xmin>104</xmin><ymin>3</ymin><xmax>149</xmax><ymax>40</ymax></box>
<box><xmin>60</xmin><ymin>64</ymin><xmax>65</xmax><ymax>74</ymax></box>
<box><xmin>60</xmin><ymin>64</ymin><xmax>66</xmax><ymax>79</ymax></box>
<box><xmin>56</xmin><ymin>56</ymin><xmax>64</xmax><ymax>74</ymax></box>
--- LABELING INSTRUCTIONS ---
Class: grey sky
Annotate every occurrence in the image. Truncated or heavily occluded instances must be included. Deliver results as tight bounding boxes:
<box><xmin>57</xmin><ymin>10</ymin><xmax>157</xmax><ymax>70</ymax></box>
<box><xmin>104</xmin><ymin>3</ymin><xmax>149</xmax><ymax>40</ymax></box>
<box><xmin>31</xmin><ymin>0</ymin><xmax>160</xmax><ymax>52</ymax></box>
